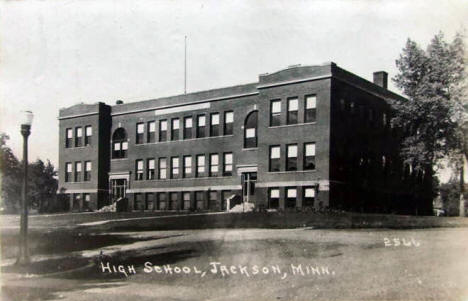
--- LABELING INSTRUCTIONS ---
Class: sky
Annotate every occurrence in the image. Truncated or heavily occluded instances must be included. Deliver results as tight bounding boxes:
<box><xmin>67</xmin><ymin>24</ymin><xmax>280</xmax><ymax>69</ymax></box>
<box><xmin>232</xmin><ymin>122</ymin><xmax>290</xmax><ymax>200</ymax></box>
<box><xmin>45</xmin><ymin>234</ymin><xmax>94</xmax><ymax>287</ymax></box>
<box><xmin>1</xmin><ymin>0</ymin><xmax>467</xmax><ymax>174</ymax></box>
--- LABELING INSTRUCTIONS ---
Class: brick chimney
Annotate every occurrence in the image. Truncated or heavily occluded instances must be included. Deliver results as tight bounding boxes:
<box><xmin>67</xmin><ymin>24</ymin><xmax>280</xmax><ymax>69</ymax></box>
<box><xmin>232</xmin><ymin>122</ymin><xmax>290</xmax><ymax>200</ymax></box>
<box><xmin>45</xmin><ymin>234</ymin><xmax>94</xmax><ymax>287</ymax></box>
<box><xmin>373</xmin><ymin>71</ymin><xmax>388</xmax><ymax>89</ymax></box>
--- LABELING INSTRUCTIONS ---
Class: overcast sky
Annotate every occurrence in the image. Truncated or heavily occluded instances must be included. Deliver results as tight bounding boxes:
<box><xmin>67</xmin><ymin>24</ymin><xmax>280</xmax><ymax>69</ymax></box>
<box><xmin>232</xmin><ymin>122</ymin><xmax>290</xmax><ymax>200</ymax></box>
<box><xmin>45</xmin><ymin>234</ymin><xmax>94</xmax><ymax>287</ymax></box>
<box><xmin>1</xmin><ymin>0</ymin><xmax>467</xmax><ymax>169</ymax></box>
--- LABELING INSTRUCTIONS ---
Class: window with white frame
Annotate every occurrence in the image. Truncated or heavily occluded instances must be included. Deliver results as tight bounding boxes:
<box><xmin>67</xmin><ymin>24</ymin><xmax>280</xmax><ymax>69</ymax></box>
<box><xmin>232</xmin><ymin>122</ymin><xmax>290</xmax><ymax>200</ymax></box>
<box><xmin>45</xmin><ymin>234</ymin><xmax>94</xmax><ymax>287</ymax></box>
<box><xmin>286</xmin><ymin>187</ymin><xmax>297</xmax><ymax>208</ymax></box>
<box><xmin>66</xmin><ymin>128</ymin><xmax>73</xmax><ymax>148</ymax></box>
<box><xmin>159</xmin><ymin>158</ymin><xmax>167</xmax><ymax>179</ymax></box>
<box><xmin>65</xmin><ymin>162</ymin><xmax>72</xmax><ymax>182</ymax></box>
<box><xmin>270</xmin><ymin>100</ymin><xmax>281</xmax><ymax>126</ymax></box>
<box><xmin>269</xmin><ymin>188</ymin><xmax>280</xmax><ymax>208</ymax></box>
<box><xmin>196</xmin><ymin>154</ymin><xmax>205</xmax><ymax>177</ymax></box>
<box><xmin>287</xmin><ymin>97</ymin><xmax>298</xmax><ymax>124</ymax></box>
<box><xmin>183</xmin><ymin>155</ymin><xmax>192</xmax><ymax>177</ymax></box>
<box><xmin>84</xmin><ymin>161</ymin><xmax>92</xmax><ymax>181</ymax></box>
<box><xmin>171</xmin><ymin>118</ymin><xmax>180</xmax><ymax>140</ymax></box>
<box><xmin>136</xmin><ymin>123</ymin><xmax>144</xmax><ymax>144</ymax></box>
<box><xmin>224</xmin><ymin>111</ymin><xmax>234</xmax><ymax>135</ymax></box>
<box><xmin>147</xmin><ymin>158</ymin><xmax>155</xmax><ymax>180</ymax></box>
<box><xmin>304</xmin><ymin>143</ymin><xmax>316</xmax><ymax>170</ymax></box>
<box><xmin>75</xmin><ymin>127</ymin><xmax>83</xmax><ymax>147</ymax></box>
<box><xmin>269</xmin><ymin>145</ymin><xmax>281</xmax><ymax>172</ymax></box>
<box><xmin>171</xmin><ymin>157</ymin><xmax>179</xmax><ymax>178</ymax></box>
<box><xmin>159</xmin><ymin>120</ymin><xmax>167</xmax><ymax>142</ymax></box>
<box><xmin>147</xmin><ymin>121</ymin><xmax>156</xmax><ymax>143</ymax></box>
<box><xmin>209</xmin><ymin>153</ymin><xmax>219</xmax><ymax>177</ymax></box>
<box><xmin>286</xmin><ymin>144</ymin><xmax>298</xmax><ymax>171</ymax></box>
<box><xmin>135</xmin><ymin>159</ymin><xmax>144</xmax><ymax>180</ymax></box>
<box><xmin>210</xmin><ymin>113</ymin><xmax>220</xmax><ymax>136</ymax></box>
<box><xmin>223</xmin><ymin>153</ymin><xmax>233</xmax><ymax>176</ymax></box>
<box><xmin>85</xmin><ymin>126</ymin><xmax>92</xmax><ymax>146</ymax></box>
<box><xmin>197</xmin><ymin>115</ymin><xmax>206</xmax><ymax>138</ymax></box>
<box><xmin>304</xmin><ymin>95</ymin><xmax>317</xmax><ymax>123</ymax></box>
<box><xmin>184</xmin><ymin>116</ymin><xmax>193</xmax><ymax>139</ymax></box>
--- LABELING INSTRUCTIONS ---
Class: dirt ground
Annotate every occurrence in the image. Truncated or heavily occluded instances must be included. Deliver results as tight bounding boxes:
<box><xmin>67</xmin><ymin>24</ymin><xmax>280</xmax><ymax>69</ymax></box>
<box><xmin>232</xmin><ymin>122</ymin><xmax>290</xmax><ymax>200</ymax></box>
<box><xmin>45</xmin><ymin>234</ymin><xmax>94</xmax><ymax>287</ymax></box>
<box><xmin>2</xmin><ymin>223</ymin><xmax>468</xmax><ymax>301</ymax></box>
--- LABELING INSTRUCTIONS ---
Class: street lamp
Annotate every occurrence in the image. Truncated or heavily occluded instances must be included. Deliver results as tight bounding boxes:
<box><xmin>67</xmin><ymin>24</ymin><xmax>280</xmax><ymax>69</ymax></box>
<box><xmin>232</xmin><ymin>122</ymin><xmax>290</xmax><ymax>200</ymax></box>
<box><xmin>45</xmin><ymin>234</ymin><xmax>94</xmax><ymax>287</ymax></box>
<box><xmin>16</xmin><ymin>110</ymin><xmax>33</xmax><ymax>265</ymax></box>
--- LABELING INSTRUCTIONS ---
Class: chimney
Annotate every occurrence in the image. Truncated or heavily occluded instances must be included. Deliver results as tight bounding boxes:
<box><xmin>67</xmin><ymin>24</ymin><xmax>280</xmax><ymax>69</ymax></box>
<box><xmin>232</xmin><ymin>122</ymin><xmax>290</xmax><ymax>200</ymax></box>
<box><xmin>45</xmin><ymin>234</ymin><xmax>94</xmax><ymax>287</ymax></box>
<box><xmin>373</xmin><ymin>71</ymin><xmax>388</xmax><ymax>89</ymax></box>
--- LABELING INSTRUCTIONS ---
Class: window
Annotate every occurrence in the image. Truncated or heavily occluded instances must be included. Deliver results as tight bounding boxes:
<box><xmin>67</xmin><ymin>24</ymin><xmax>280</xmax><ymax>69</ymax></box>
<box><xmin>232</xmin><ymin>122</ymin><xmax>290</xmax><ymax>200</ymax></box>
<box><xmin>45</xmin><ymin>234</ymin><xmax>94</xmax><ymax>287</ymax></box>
<box><xmin>383</xmin><ymin>113</ymin><xmax>387</xmax><ymax>127</ymax></box>
<box><xmin>196</xmin><ymin>154</ymin><xmax>205</xmax><ymax>177</ymax></box>
<box><xmin>147</xmin><ymin>121</ymin><xmax>156</xmax><ymax>143</ymax></box>
<box><xmin>134</xmin><ymin>193</ymin><xmax>144</xmax><ymax>210</ymax></box>
<box><xmin>305</xmin><ymin>95</ymin><xmax>317</xmax><ymax>123</ymax></box>
<box><xmin>268</xmin><ymin>188</ymin><xmax>280</xmax><ymax>209</ymax></box>
<box><xmin>147</xmin><ymin>158</ymin><xmax>155</xmax><ymax>180</ymax></box>
<box><xmin>146</xmin><ymin>193</ymin><xmax>155</xmax><ymax>210</ymax></box>
<box><xmin>65</xmin><ymin>162</ymin><xmax>72</xmax><ymax>182</ymax></box>
<box><xmin>224</xmin><ymin>111</ymin><xmax>234</xmax><ymax>135</ymax></box>
<box><xmin>286</xmin><ymin>187</ymin><xmax>297</xmax><ymax>208</ymax></box>
<box><xmin>197</xmin><ymin>115</ymin><xmax>206</xmax><ymax>138</ymax></box>
<box><xmin>287</xmin><ymin>97</ymin><xmax>298</xmax><ymax>125</ymax></box>
<box><xmin>135</xmin><ymin>159</ymin><xmax>144</xmax><ymax>180</ymax></box>
<box><xmin>182</xmin><ymin>192</ymin><xmax>191</xmax><ymax>210</ymax></box>
<box><xmin>184</xmin><ymin>116</ymin><xmax>193</xmax><ymax>139</ymax></box>
<box><xmin>171</xmin><ymin>118</ymin><xmax>180</xmax><ymax>140</ymax></box>
<box><xmin>303</xmin><ymin>187</ymin><xmax>315</xmax><ymax>207</ymax></box>
<box><xmin>183</xmin><ymin>156</ymin><xmax>192</xmax><ymax>177</ymax></box>
<box><xmin>75</xmin><ymin>127</ymin><xmax>83</xmax><ymax>147</ymax></box>
<box><xmin>270</xmin><ymin>100</ymin><xmax>281</xmax><ymax>126</ymax></box>
<box><xmin>171</xmin><ymin>157</ymin><xmax>179</xmax><ymax>178</ymax></box>
<box><xmin>136</xmin><ymin>123</ymin><xmax>144</xmax><ymax>144</ymax></box>
<box><xmin>304</xmin><ymin>143</ymin><xmax>316</xmax><ymax>170</ymax></box>
<box><xmin>84</xmin><ymin>161</ymin><xmax>92</xmax><ymax>181</ymax></box>
<box><xmin>73</xmin><ymin>194</ymin><xmax>81</xmax><ymax>210</ymax></box>
<box><xmin>65</xmin><ymin>128</ymin><xmax>73</xmax><ymax>148</ymax></box>
<box><xmin>244</xmin><ymin>111</ymin><xmax>258</xmax><ymax>148</ymax></box>
<box><xmin>157</xmin><ymin>192</ymin><xmax>167</xmax><ymax>210</ymax></box>
<box><xmin>350</xmin><ymin>102</ymin><xmax>355</xmax><ymax>115</ymax></box>
<box><xmin>209</xmin><ymin>154</ymin><xmax>219</xmax><ymax>177</ymax></box>
<box><xmin>112</xmin><ymin>128</ymin><xmax>128</xmax><ymax>159</ymax></box>
<box><xmin>208</xmin><ymin>191</ymin><xmax>217</xmax><ymax>210</ymax></box>
<box><xmin>159</xmin><ymin>158</ymin><xmax>167</xmax><ymax>179</ymax></box>
<box><xmin>286</xmin><ymin>144</ymin><xmax>298</xmax><ymax>171</ymax></box>
<box><xmin>83</xmin><ymin>193</ymin><xmax>91</xmax><ymax>210</ymax></box>
<box><xmin>223</xmin><ymin>153</ymin><xmax>233</xmax><ymax>176</ymax></box>
<box><xmin>169</xmin><ymin>192</ymin><xmax>178</xmax><ymax>210</ymax></box>
<box><xmin>74</xmin><ymin>161</ymin><xmax>82</xmax><ymax>182</ymax></box>
<box><xmin>159</xmin><ymin>120</ymin><xmax>167</xmax><ymax>142</ymax></box>
<box><xmin>269</xmin><ymin>145</ymin><xmax>281</xmax><ymax>172</ymax></box>
<box><xmin>195</xmin><ymin>191</ymin><xmax>204</xmax><ymax>210</ymax></box>
<box><xmin>210</xmin><ymin>113</ymin><xmax>220</xmax><ymax>136</ymax></box>
<box><xmin>85</xmin><ymin>126</ymin><xmax>92</xmax><ymax>146</ymax></box>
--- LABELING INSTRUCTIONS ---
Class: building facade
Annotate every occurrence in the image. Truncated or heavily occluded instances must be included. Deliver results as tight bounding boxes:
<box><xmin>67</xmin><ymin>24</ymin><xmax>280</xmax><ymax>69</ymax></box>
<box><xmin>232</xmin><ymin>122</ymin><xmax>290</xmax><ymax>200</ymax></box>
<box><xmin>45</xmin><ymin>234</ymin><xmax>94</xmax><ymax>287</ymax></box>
<box><xmin>58</xmin><ymin>62</ymin><xmax>432</xmax><ymax>214</ymax></box>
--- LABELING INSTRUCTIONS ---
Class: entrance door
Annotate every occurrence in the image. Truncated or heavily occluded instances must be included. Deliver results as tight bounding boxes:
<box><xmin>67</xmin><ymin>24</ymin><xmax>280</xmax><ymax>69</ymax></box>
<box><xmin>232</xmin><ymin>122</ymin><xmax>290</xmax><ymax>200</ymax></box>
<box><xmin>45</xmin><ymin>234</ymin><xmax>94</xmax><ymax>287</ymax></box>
<box><xmin>111</xmin><ymin>179</ymin><xmax>127</xmax><ymax>202</ymax></box>
<box><xmin>241</xmin><ymin>172</ymin><xmax>257</xmax><ymax>203</ymax></box>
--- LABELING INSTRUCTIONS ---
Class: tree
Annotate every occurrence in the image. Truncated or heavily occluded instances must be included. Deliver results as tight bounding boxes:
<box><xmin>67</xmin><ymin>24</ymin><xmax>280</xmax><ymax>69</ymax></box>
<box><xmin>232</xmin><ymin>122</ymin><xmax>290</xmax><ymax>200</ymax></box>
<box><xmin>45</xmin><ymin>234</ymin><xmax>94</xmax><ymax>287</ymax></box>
<box><xmin>28</xmin><ymin>159</ymin><xmax>58</xmax><ymax>212</ymax></box>
<box><xmin>0</xmin><ymin>133</ymin><xmax>22</xmax><ymax>213</ymax></box>
<box><xmin>392</xmin><ymin>32</ymin><xmax>467</xmax><ymax>208</ymax></box>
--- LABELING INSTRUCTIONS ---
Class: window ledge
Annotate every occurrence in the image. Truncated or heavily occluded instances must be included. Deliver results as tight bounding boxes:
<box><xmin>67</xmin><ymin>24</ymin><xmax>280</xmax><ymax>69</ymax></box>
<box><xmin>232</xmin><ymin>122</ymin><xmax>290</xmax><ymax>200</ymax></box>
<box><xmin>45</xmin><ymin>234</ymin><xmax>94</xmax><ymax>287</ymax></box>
<box><xmin>267</xmin><ymin>170</ymin><xmax>316</xmax><ymax>174</ymax></box>
<box><xmin>134</xmin><ymin>175</ymin><xmax>235</xmax><ymax>182</ymax></box>
<box><xmin>268</xmin><ymin>122</ymin><xmax>317</xmax><ymax>129</ymax></box>
<box><xmin>135</xmin><ymin>135</ymin><xmax>235</xmax><ymax>146</ymax></box>
<box><xmin>111</xmin><ymin>158</ymin><xmax>128</xmax><ymax>161</ymax></box>
<box><xmin>242</xmin><ymin>147</ymin><xmax>258</xmax><ymax>151</ymax></box>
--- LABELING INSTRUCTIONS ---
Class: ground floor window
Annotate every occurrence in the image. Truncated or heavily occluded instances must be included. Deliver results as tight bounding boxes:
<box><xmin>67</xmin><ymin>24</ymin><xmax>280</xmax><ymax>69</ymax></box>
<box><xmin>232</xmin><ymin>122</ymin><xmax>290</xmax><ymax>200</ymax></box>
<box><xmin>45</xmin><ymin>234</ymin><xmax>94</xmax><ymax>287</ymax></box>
<box><xmin>134</xmin><ymin>193</ymin><xmax>144</xmax><ymax>210</ymax></box>
<box><xmin>208</xmin><ymin>191</ymin><xmax>217</xmax><ymax>210</ymax></box>
<box><xmin>303</xmin><ymin>187</ymin><xmax>315</xmax><ymax>207</ymax></box>
<box><xmin>83</xmin><ymin>193</ymin><xmax>91</xmax><ymax>211</ymax></box>
<box><xmin>73</xmin><ymin>193</ymin><xmax>81</xmax><ymax>210</ymax></box>
<box><xmin>158</xmin><ymin>192</ymin><xmax>167</xmax><ymax>210</ymax></box>
<box><xmin>146</xmin><ymin>193</ymin><xmax>155</xmax><ymax>210</ymax></box>
<box><xmin>169</xmin><ymin>192</ymin><xmax>178</xmax><ymax>210</ymax></box>
<box><xmin>221</xmin><ymin>190</ymin><xmax>231</xmax><ymax>211</ymax></box>
<box><xmin>286</xmin><ymin>187</ymin><xmax>297</xmax><ymax>208</ymax></box>
<box><xmin>182</xmin><ymin>192</ymin><xmax>191</xmax><ymax>210</ymax></box>
<box><xmin>268</xmin><ymin>188</ymin><xmax>280</xmax><ymax>209</ymax></box>
<box><xmin>195</xmin><ymin>191</ymin><xmax>204</xmax><ymax>210</ymax></box>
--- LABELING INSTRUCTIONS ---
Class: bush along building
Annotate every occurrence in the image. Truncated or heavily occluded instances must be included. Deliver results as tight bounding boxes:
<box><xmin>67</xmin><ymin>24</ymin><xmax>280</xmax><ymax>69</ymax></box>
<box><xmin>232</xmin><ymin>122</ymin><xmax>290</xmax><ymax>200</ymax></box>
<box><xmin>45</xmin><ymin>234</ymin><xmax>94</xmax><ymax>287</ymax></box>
<box><xmin>58</xmin><ymin>62</ymin><xmax>433</xmax><ymax>215</ymax></box>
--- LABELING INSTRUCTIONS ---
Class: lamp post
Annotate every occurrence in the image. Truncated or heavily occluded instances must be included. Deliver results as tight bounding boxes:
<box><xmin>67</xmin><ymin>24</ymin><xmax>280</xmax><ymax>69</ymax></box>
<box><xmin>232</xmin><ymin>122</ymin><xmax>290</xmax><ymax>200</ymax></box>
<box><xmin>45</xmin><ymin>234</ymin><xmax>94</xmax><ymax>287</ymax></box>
<box><xmin>16</xmin><ymin>110</ymin><xmax>33</xmax><ymax>265</ymax></box>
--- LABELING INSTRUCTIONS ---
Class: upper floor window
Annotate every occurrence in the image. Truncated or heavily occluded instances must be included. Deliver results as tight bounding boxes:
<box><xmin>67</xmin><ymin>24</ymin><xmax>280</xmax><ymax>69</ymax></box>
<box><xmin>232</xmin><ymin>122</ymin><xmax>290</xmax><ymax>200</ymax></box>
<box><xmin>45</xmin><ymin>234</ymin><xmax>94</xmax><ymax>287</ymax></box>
<box><xmin>159</xmin><ymin>120</ymin><xmax>167</xmax><ymax>142</ymax></box>
<box><xmin>197</xmin><ymin>115</ymin><xmax>206</xmax><ymax>138</ymax></box>
<box><xmin>209</xmin><ymin>153</ymin><xmax>219</xmax><ymax>177</ymax></box>
<box><xmin>171</xmin><ymin>118</ymin><xmax>180</xmax><ymax>140</ymax></box>
<box><xmin>184</xmin><ymin>116</ymin><xmax>193</xmax><ymax>139</ymax></box>
<box><xmin>183</xmin><ymin>155</ymin><xmax>192</xmax><ymax>178</ymax></box>
<box><xmin>112</xmin><ymin>128</ymin><xmax>128</xmax><ymax>159</ymax></box>
<box><xmin>304</xmin><ymin>142</ymin><xmax>316</xmax><ymax>170</ymax></box>
<box><xmin>84</xmin><ymin>161</ymin><xmax>92</xmax><ymax>181</ymax></box>
<box><xmin>66</xmin><ymin>128</ymin><xmax>73</xmax><ymax>148</ymax></box>
<box><xmin>270</xmin><ymin>100</ymin><xmax>281</xmax><ymax>126</ymax></box>
<box><xmin>75</xmin><ymin>127</ymin><xmax>83</xmax><ymax>147</ymax></box>
<box><xmin>65</xmin><ymin>162</ymin><xmax>72</xmax><ymax>182</ymax></box>
<box><xmin>136</xmin><ymin>123</ymin><xmax>144</xmax><ymax>144</ymax></box>
<box><xmin>223</xmin><ymin>152</ymin><xmax>233</xmax><ymax>176</ymax></box>
<box><xmin>224</xmin><ymin>111</ymin><xmax>234</xmax><ymax>135</ymax></box>
<box><xmin>196</xmin><ymin>154</ymin><xmax>205</xmax><ymax>177</ymax></box>
<box><xmin>147</xmin><ymin>121</ymin><xmax>156</xmax><ymax>143</ymax></box>
<box><xmin>269</xmin><ymin>145</ymin><xmax>281</xmax><ymax>172</ymax></box>
<box><xmin>159</xmin><ymin>158</ymin><xmax>167</xmax><ymax>179</ymax></box>
<box><xmin>286</xmin><ymin>144</ymin><xmax>298</xmax><ymax>171</ymax></box>
<box><xmin>85</xmin><ymin>126</ymin><xmax>92</xmax><ymax>146</ymax></box>
<box><xmin>304</xmin><ymin>95</ymin><xmax>317</xmax><ymax>123</ymax></box>
<box><xmin>244</xmin><ymin>111</ymin><xmax>258</xmax><ymax>148</ymax></box>
<box><xmin>74</xmin><ymin>161</ymin><xmax>82</xmax><ymax>182</ymax></box>
<box><xmin>171</xmin><ymin>157</ymin><xmax>179</xmax><ymax>178</ymax></box>
<box><xmin>135</xmin><ymin>160</ymin><xmax>144</xmax><ymax>180</ymax></box>
<box><xmin>287</xmin><ymin>97</ymin><xmax>298</xmax><ymax>125</ymax></box>
<box><xmin>147</xmin><ymin>158</ymin><xmax>155</xmax><ymax>180</ymax></box>
<box><xmin>210</xmin><ymin>113</ymin><xmax>220</xmax><ymax>136</ymax></box>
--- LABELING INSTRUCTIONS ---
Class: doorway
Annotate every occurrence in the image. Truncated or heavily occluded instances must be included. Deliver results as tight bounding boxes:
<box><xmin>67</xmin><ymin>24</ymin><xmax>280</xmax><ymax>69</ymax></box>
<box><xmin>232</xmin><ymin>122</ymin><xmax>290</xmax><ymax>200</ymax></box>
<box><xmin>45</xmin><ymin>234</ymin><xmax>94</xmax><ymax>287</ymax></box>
<box><xmin>110</xmin><ymin>178</ymin><xmax>127</xmax><ymax>202</ymax></box>
<box><xmin>241</xmin><ymin>172</ymin><xmax>257</xmax><ymax>203</ymax></box>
